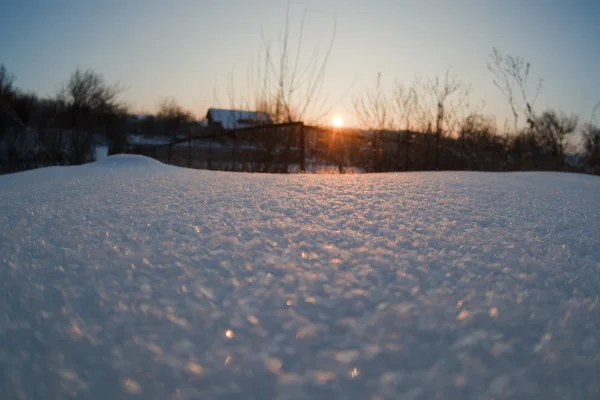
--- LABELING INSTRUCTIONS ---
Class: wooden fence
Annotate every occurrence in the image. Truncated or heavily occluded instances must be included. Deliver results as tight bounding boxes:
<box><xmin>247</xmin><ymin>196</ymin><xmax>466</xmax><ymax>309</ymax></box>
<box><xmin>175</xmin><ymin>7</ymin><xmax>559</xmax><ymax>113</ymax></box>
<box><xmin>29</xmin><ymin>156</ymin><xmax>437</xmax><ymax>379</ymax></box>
<box><xmin>127</xmin><ymin>122</ymin><xmax>433</xmax><ymax>174</ymax></box>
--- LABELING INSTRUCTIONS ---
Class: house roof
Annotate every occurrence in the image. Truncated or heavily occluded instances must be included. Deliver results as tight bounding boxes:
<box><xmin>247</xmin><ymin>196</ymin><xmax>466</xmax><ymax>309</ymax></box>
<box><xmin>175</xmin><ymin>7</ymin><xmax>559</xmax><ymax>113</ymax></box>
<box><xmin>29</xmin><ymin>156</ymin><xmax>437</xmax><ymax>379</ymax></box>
<box><xmin>206</xmin><ymin>108</ymin><xmax>272</xmax><ymax>130</ymax></box>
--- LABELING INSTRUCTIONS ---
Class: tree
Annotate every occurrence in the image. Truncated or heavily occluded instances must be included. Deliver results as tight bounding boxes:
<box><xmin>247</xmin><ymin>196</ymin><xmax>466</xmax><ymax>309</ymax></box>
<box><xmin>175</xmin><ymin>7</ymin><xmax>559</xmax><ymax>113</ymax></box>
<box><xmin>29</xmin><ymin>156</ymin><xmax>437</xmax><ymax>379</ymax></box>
<box><xmin>353</xmin><ymin>73</ymin><xmax>395</xmax><ymax>131</ymax></box>
<box><xmin>582</xmin><ymin>123</ymin><xmax>600</xmax><ymax>173</ymax></box>
<box><xmin>225</xmin><ymin>1</ymin><xmax>346</xmax><ymax>125</ymax></box>
<box><xmin>258</xmin><ymin>4</ymin><xmax>337</xmax><ymax>123</ymax></box>
<box><xmin>393</xmin><ymin>80</ymin><xmax>420</xmax><ymax>132</ymax></box>
<box><xmin>59</xmin><ymin>68</ymin><xmax>123</xmax><ymax>129</ymax></box>
<box><xmin>458</xmin><ymin>113</ymin><xmax>504</xmax><ymax>170</ymax></box>
<box><xmin>156</xmin><ymin>98</ymin><xmax>195</xmax><ymax>167</ymax></box>
<box><xmin>460</xmin><ymin>113</ymin><xmax>497</xmax><ymax>142</ymax></box>
<box><xmin>0</xmin><ymin>65</ymin><xmax>22</xmax><ymax>171</ymax></box>
<box><xmin>392</xmin><ymin>80</ymin><xmax>420</xmax><ymax>171</ymax></box>
<box><xmin>156</xmin><ymin>98</ymin><xmax>193</xmax><ymax>138</ymax></box>
<box><xmin>60</xmin><ymin>69</ymin><xmax>117</xmax><ymax>120</ymax></box>
<box><xmin>591</xmin><ymin>101</ymin><xmax>600</xmax><ymax>125</ymax></box>
<box><xmin>0</xmin><ymin>64</ymin><xmax>16</xmax><ymax>99</ymax></box>
<box><xmin>488</xmin><ymin>47</ymin><xmax>543</xmax><ymax>133</ymax></box>
<box><xmin>139</xmin><ymin>114</ymin><xmax>158</xmax><ymax>136</ymax></box>
<box><xmin>487</xmin><ymin>48</ymin><xmax>580</xmax><ymax>171</ymax></box>
<box><xmin>532</xmin><ymin>110</ymin><xmax>578</xmax><ymax>162</ymax></box>
<box><xmin>426</xmin><ymin>70</ymin><xmax>469</xmax><ymax>169</ymax></box>
<box><xmin>57</xmin><ymin>68</ymin><xmax>125</xmax><ymax>162</ymax></box>
<box><xmin>352</xmin><ymin>73</ymin><xmax>396</xmax><ymax>171</ymax></box>
<box><xmin>0</xmin><ymin>65</ymin><xmax>24</xmax><ymax>134</ymax></box>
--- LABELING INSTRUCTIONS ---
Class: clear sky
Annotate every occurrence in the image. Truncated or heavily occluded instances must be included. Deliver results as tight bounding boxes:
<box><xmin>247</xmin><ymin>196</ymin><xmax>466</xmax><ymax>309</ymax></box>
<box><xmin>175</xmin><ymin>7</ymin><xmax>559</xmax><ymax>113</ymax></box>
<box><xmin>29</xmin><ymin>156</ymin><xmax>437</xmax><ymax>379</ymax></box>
<box><xmin>1</xmin><ymin>0</ymin><xmax>599</xmax><ymax>128</ymax></box>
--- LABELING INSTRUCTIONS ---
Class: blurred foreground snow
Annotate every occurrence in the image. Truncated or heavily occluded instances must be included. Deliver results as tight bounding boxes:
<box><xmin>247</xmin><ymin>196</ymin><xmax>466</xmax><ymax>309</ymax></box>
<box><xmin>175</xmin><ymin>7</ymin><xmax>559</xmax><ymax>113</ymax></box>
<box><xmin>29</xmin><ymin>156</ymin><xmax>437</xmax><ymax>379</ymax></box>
<box><xmin>1</xmin><ymin>155</ymin><xmax>599</xmax><ymax>399</ymax></box>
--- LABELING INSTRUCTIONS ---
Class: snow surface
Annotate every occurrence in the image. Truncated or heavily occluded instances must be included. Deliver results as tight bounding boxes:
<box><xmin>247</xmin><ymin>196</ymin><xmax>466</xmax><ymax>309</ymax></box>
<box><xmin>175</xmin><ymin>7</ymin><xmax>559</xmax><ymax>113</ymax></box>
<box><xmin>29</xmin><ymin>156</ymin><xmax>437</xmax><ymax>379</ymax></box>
<box><xmin>94</xmin><ymin>145</ymin><xmax>109</xmax><ymax>161</ymax></box>
<box><xmin>1</xmin><ymin>155</ymin><xmax>600</xmax><ymax>399</ymax></box>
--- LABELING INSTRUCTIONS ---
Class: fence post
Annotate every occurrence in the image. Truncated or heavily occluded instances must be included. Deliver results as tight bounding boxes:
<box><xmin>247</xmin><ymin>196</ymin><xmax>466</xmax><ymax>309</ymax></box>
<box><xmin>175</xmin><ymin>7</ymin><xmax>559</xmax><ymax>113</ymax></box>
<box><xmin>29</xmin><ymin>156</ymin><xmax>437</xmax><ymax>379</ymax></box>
<box><xmin>188</xmin><ymin>135</ymin><xmax>192</xmax><ymax>169</ymax></box>
<box><xmin>372</xmin><ymin>131</ymin><xmax>377</xmax><ymax>172</ymax></box>
<box><xmin>208</xmin><ymin>139</ymin><xmax>212</xmax><ymax>170</ymax></box>
<box><xmin>300</xmin><ymin>123</ymin><xmax>306</xmax><ymax>173</ymax></box>
<box><xmin>404</xmin><ymin>133</ymin><xmax>411</xmax><ymax>171</ymax></box>
<box><xmin>232</xmin><ymin>132</ymin><xmax>238</xmax><ymax>171</ymax></box>
<box><xmin>396</xmin><ymin>133</ymin><xmax>402</xmax><ymax>171</ymax></box>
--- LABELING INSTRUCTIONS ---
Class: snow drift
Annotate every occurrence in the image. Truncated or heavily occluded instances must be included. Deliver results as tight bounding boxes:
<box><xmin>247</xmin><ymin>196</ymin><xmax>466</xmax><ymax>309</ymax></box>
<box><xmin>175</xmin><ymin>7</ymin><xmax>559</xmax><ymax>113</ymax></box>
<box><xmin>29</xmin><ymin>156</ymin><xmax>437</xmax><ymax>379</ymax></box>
<box><xmin>1</xmin><ymin>155</ymin><xmax>599</xmax><ymax>399</ymax></box>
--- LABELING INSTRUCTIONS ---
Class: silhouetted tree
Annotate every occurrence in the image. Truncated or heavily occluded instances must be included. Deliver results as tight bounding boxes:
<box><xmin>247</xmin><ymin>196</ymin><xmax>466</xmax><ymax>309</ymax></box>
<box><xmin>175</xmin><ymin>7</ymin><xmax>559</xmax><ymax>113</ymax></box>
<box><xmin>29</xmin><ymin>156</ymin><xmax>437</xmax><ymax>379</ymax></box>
<box><xmin>0</xmin><ymin>65</ymin><xmax>22</xmax><ymax>138</ymax></box>
<box><xmin>392</xmin><ymin>80</ymin><xmax>419</xmax><ymax>170</ymax></box>
<box><xmin>532</xmin><ymin>110</ymin><xmax>578</xmax><ymax>163</ymax></box>
<box><xmin>57</xmin><ymin>68</ymin><xmax>126</xmax><ymax>161</ymax></box>
<box><xmin>488</xmin><ymin>47</ymin><xmax>542</xmax><ymax>134</ymax></box>
<box><xmin>424</xmin><ymin>70</ymin><xmax>471</xmax><ymax>169</ymax></box>
<box><xmin>583</xmin><ymin>123</ymin><xmax>600</xmax><ymax>174</ymax></box>
<box><xmin>0</xmin><ymin>65</ymin><xmax>16</xmax><ymax>99</ymax></box>
<box><xmin>156</xmin><ymin>98</ymin><xmax>193</xmax><ymax>138</ymax></box>
<box><xmin>487</xmin><ymin>48</ymin><xmax>580</xmax><ymax>171</ymax></box>
<box><xmin>155</xmin><ymin>98</ymin><xmax>195</xmax><ymax>166</ymax></box>
<box><xmin>353</xmin><ymin>73</ymin><xmax>396</xmax><ymax>171</ymax></box>
<box><xmin>58</xmin><ymin>68</ymin><xmax>123</xmax><ymax>129</ymax></box>
<box><xmin>223</xmin><ymin>1</ymin><xmax>347</xmax><ymax>126</ymax></box>
<box><xmin>456</xmin><ymin>113</ymin><xmax>503</xmax><ymax>169</ymax></box>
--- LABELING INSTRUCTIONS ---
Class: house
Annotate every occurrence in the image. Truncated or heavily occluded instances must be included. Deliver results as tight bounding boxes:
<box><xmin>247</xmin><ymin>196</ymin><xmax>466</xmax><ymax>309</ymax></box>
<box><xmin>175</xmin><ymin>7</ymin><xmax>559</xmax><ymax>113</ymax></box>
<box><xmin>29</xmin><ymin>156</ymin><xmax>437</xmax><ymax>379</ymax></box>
<box><xmin>205</xmin><ymin>108</ymin><xmax>272</xmax><ymax>131</ymax></box>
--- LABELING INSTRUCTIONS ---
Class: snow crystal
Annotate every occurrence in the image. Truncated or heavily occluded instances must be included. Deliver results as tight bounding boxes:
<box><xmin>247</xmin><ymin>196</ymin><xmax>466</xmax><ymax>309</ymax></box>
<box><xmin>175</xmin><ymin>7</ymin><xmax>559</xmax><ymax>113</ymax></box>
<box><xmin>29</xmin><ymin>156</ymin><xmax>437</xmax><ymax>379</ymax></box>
<box><xmin>1</xmin><ymin>156</ymin><xmax>600</xmax><ymax>399</ymax></box>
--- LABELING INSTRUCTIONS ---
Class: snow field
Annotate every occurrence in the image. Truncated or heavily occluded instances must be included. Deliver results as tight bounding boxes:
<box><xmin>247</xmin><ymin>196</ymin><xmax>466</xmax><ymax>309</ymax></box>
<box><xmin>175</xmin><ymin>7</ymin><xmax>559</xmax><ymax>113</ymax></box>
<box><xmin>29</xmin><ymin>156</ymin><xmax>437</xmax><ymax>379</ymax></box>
<box><xmin>1</xmin><ymin>155</ymin><xmax>599</xmax><ymax>399</ymax></box>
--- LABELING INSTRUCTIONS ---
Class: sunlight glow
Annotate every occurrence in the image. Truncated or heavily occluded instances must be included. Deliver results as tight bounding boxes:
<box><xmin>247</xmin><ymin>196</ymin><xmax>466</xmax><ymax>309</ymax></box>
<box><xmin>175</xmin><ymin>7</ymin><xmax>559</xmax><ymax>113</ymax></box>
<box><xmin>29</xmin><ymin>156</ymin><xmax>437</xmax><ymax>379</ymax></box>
<box><xmin>332</xmin><ymin>116</ymin><xmax>343</xmax><ymax>128</ymax></box>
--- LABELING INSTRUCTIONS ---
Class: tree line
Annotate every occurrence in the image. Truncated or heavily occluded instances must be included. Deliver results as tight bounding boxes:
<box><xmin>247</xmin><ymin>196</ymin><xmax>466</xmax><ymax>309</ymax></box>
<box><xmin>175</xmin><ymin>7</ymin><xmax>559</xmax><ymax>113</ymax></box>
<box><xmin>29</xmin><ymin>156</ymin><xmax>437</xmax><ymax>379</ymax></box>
<box><xmin>351</xmin><ymin>49</ymin><xmax>600</xmax><ymax>174</ymax></box>
<box><xmin>1</xmin><ymin>44</ymin><xmax>600</xmax><ymax>175</ymax></box>
<box><xmin>0</xmin><ymin>65</ymin><xmax>195</xmax><ymax>173</ymax></box>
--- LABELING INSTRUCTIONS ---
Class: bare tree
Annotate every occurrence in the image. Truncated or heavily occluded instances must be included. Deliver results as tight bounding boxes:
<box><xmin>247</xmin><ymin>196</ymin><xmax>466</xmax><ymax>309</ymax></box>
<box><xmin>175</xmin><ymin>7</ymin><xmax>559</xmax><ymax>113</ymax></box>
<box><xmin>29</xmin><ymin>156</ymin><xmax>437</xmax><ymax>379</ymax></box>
<box><xmin>0</xmin><ymin>65</ymin><xmax>24</xmax><ymax>139</ymax></box>
<box><xmin>488</xmin><ymin>47</ymin><xmax>543</xmax><ymax>133</ymax></box>
<box><xmin>460</xmin><ymin>113</ymin><xmax>497</xmax><ymax>143</ymax></box>
<box><xmin>156</xmin><ymin>97</ymin><xmax>193</xmax><ymax>137</ymax></box>
<box><xmin>457</xmin><ymin>113</ymin><xmax>503</xmax><ymax>170</ymax></box>
<box><xmin>59</xmin><ymin>68</ymin><xmax>123</xmax><ymax>129</ymax></box>
<box><xmin>352</xmin><ymin>73</ymin><xmax>397</xmax><ymax>171</ymax></box>
<box><xmin>393</xmin><ymin>80</ymin><xmax>420</xmax><ymax>132</ymax></box>
<box><xmin>156</xmin><ymin>97</ymin><xmax>195</xmax><ymax>166</ymax></box>
<box><xmin>0</xmin><ymin>64</ymin><xmax>16</xmax><ymax>99</ymax></box>
<box><xmin>424</xmin><ymin>69</ymin><xmax>471</xmax><ymax>169</ymax></box>
<box><xmin>392</xmin><ymin>80</ymin><xmax>420</xmax><ymax>170</ymax></box>
<box><xmin>228</xmin><ymin>1</ymin><xmax>349</xmax><ymax>125</ymax></box>
<box><xmin>533</xmin><ymin>110</ymin><xmax>578</xmax><ymax>161</ymax></box>
<box><xmin>582</xmin><ymin>123</ymin><xmax>600</xmax><ymax>173</ymax></box>
<box><xmin>262</xmin><ymin>4</ymin><xmax>335</xmax><ymax>123</ymax></box>
<box><xmin>217</xmin><ymin>3</ymin><xmax>352</xmax><ymax>173</ymax></box>
<box><xmin>58</xmin><ymin>68</ymin><xmax>125</xmax><ymax>161</ymax></box>
<box><xmin>590</xmin><ymin>101</ymin><xmax>600</xmax><ymax>125</ymax></box>
<box><xmin>353</xmin><ymin>73</ymin><xmax>395</xmax><ymax>131</ymax></box>
<box><xmin>352</xmin><ymin>69</ymin><xmax>473</xmax><ymax>171</ymax></box>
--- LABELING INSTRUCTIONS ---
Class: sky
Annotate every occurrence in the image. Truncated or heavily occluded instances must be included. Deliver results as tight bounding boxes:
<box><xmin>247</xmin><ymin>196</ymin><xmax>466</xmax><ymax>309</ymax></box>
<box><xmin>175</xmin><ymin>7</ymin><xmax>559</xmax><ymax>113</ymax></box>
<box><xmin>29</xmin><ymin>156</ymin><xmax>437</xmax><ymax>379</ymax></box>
<box><xmin>1</xmin><ymin>0</ymin><xmax>599</xmax><ymax>129</ymax></box>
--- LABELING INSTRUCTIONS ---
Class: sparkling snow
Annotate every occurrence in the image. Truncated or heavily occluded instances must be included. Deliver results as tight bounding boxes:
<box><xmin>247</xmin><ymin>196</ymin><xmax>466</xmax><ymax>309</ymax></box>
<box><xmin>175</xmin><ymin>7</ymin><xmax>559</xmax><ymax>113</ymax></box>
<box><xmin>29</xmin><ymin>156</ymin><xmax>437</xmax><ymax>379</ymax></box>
<box><xmin>1</xmin><ymin>155</ymin><xmax>599</xmax><ymax>399</ymax></box>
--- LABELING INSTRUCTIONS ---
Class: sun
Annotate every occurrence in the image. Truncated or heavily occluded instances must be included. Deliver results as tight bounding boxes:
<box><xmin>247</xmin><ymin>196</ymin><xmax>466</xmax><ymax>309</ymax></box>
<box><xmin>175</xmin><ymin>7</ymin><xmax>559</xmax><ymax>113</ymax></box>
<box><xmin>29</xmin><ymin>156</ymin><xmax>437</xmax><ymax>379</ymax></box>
<box><xmin>332</xmin><ymin>116</ymin><xmax>343</xmax><ymax>128</ymax></box>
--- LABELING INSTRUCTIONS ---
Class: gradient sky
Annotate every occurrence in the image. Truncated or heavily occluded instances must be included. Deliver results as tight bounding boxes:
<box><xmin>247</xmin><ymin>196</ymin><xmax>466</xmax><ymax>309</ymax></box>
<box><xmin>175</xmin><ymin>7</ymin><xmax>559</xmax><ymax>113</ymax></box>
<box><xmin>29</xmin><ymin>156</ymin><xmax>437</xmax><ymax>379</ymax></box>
<box><xmin>1</xmin><ymin>0</ymin><xmax>599</xmax><ymax>129</ymax></box>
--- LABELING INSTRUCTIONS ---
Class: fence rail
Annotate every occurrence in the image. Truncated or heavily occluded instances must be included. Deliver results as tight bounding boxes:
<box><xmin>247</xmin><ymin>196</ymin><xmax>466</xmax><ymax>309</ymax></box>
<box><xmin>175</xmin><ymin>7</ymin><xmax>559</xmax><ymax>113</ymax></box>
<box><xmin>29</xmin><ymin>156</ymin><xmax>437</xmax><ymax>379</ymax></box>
<box><xmin>2</xmin><ymin>122</ymin><xmax>589</xmax><ymax>175</ymax></box>
<box><xmin>126</xmin><ymin>122</ymin><xmax>432</xmax><ymax>174</ymax></box>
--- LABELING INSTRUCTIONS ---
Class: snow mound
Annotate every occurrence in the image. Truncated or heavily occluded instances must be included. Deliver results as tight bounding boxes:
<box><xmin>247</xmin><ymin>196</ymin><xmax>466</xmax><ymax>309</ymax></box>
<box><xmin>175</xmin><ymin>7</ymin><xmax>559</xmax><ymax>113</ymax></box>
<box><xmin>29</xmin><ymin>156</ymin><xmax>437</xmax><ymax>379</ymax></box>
<box><xmin>0</xmin><ymin>154</ymin><xmax>169</xmax><ymax>191</ymax></box>
<box><xmin>1</xmin><ymin>167</ymin><xmax>599</xmax><ymax>399</ymax></box>
<box><xmin>93</xmin><ymin>153</ymin><xmax>170</xmax><ymax>169</ymax></box>
<box><xmin>94</xmin><ymin>153</ymin><xmax>166</xmax><ymax>167</ymax></box>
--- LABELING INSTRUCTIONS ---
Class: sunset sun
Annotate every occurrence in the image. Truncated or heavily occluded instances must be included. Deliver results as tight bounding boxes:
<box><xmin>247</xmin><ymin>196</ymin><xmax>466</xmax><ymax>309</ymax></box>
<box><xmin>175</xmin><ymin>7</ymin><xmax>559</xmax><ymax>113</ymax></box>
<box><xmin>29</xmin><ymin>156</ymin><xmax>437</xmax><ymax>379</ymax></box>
<box><xmin>332</xmin><ymin>116</ymin><xmax>343</xmax><ymax>128</ymax></box>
